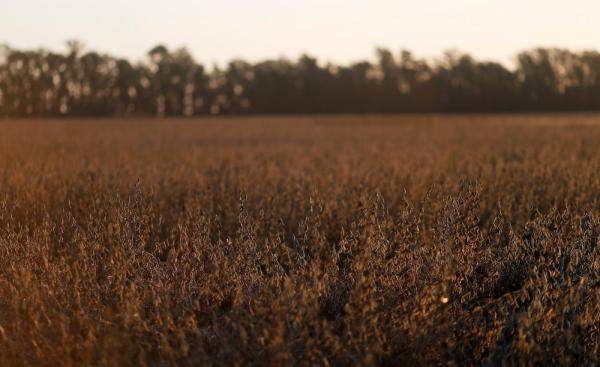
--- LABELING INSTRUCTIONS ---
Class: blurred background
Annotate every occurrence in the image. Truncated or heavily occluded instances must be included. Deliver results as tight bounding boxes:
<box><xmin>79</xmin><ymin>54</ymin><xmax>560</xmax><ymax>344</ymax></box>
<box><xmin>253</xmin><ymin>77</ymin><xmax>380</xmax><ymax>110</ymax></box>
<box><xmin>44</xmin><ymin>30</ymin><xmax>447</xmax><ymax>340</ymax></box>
<box><xmin>1</xmin><ymin>0</ymin><xmax>600</xmax><ymax>116</ymax></box>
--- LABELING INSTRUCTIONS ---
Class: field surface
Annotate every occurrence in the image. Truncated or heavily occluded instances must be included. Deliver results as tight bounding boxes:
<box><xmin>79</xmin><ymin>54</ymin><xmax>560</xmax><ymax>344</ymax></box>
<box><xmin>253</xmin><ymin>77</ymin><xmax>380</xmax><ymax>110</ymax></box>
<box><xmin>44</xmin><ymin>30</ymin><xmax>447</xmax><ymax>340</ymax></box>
<box><xmin>0</xmin><ymin>115</ymin><xmax>599</xmax><ymax>366</ymax></box>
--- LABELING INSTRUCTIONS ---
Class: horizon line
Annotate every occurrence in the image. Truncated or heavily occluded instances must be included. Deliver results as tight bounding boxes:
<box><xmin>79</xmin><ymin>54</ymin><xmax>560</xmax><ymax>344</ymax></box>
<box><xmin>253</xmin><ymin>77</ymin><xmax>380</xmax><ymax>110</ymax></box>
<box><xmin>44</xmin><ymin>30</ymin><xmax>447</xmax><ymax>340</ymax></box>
<box><xmin>4</xmin><ymin>40</ymin><xmax>600</xmax><ymax>70</ymax></box>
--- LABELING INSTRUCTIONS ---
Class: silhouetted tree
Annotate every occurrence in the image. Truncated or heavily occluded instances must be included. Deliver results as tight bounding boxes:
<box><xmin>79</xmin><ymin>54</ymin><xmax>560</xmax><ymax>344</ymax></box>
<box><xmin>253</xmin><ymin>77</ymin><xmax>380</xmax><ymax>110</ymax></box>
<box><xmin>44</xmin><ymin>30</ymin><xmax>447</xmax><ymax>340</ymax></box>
<box><xmin>2</xmin><ymin>43</ymin><xmax>600</xmax><ymax>117</ymax></box>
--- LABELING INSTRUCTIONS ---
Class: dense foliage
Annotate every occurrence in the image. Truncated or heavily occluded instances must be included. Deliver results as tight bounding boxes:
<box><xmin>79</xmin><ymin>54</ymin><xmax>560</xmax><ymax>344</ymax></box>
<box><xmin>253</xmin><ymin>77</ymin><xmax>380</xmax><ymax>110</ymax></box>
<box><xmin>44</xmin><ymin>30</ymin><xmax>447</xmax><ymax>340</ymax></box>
<box><xmin>3</xmin><ymin>43</ymin><xmax>600</xmax><ymax>116</ymax></box>
<box><xmin>0</xmin><ymin>115</ymin><xmax>598</xmax><ymax>366</ymax></box>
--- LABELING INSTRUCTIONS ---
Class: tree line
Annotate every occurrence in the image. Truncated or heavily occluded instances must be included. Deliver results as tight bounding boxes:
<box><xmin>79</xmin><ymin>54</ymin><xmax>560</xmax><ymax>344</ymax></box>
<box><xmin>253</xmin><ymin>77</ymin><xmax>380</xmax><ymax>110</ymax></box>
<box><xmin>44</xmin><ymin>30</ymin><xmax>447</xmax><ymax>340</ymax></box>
<box><xmin>2</xmin><ymin>41</ymin><xmax>600</xmax><ymax>117</ymax></box>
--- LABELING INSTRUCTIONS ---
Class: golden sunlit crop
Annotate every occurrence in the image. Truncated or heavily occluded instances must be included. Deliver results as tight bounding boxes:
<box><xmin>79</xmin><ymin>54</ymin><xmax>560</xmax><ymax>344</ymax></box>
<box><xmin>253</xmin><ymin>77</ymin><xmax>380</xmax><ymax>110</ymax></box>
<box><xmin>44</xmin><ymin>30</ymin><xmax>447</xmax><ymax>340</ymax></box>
<box><xmin>0</xmin><ymin>115</ymin><xmax>598</xmax><ymax>366</ymax></box>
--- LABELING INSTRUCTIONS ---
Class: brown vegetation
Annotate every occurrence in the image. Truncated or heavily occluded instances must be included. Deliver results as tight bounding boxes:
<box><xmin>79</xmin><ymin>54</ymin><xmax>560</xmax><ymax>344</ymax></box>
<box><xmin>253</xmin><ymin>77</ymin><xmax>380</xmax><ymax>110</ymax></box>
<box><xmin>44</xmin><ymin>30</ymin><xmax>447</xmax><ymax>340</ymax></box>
<box><xmin>0</xmin><ymin>115</ymin><xmax>598</xmax><ymax>366</ymax></box>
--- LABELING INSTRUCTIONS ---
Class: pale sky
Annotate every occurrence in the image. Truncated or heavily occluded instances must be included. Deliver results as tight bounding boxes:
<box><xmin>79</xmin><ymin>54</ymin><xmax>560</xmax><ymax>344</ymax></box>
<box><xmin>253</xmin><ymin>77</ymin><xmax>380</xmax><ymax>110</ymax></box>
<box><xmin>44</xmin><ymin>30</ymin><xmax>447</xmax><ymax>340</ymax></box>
<box><xmin>1</xmin><ymin>0</ymin><xmax>599</xmax><ymax>67</ymax></box>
